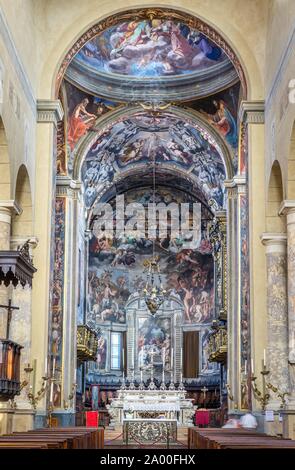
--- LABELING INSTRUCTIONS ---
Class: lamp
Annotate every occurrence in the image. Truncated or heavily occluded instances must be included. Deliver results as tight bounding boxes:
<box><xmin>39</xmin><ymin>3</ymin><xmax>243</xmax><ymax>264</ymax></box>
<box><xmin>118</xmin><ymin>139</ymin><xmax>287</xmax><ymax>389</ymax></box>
<box><xmin>143</xmin><ymin>256</ymin><xmax>168</xmax><ymax>315</ymax></box>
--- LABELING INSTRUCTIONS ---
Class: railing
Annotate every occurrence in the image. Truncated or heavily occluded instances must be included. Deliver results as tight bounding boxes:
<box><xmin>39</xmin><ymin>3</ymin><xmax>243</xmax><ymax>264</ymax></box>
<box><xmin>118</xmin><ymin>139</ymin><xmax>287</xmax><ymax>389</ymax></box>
<box><xmin>0</xmin><ymin>339</ymin><xmax>23</xmax><ymax>400</ymax></box>
<box><xmin>77</xmin><ymin>325</ymin><xmax>98</xmax><ymax>362</ymax></box>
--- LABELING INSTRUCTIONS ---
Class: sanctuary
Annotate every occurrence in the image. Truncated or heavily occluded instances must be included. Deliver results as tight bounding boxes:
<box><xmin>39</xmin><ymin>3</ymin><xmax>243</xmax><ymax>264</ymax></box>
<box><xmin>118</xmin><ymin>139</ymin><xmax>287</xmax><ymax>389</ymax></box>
<box><xmin>1</xmin><ymin>0</ymin><xmax>295</xmax><ymax>451</ymax></box>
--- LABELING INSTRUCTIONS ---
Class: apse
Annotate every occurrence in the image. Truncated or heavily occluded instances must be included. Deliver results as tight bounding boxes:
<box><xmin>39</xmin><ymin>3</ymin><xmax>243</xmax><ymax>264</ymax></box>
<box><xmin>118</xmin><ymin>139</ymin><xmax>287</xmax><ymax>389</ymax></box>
<box><xmin>52</xmin><ymin>7</ymin><xmax>246</xmax><ymax>418</ymax></box>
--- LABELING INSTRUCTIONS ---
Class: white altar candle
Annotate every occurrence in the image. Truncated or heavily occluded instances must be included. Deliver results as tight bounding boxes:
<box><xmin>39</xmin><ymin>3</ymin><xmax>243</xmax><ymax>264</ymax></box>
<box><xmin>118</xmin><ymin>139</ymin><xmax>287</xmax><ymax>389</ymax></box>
<box><xmin>251</xmin><ymin>358</ymin><xmax>254</xmax><ymax>374</ymax></box>
<box><xmin>140</xmin><ymin>369</ymin><xmax>143</xmax><ymax>383</ymax></box>
<box><xmin>263</xmin><ymin>349</ymin><xmax>266</xmax><ymax>367</ymax></box>
<box><xmin>52</xmin><ymin>357</ymin><xmax>56</xmax><ymax>378</ymax></box>
<box><xmin>122</xmin><ymin>348</ymin><xmax>125</xmax><ymax>369</ymax></box>
<box><xmin>44</xmin><ymin>356</ymin><xmax>48</xmax><ymax>375</ymax></box>
<box><xmin>245</xmin><ymin>360</ymin><xmax>247</xmax><ymax>376</ymax></box>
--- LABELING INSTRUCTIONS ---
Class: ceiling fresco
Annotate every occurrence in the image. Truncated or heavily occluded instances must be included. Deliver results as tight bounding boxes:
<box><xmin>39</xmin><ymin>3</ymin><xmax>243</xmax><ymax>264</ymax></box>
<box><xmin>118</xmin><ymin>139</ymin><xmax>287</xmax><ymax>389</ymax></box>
<box><xmin>65</xmin><ymin>19</ymin><xmax>239</xmax><ymax>101</ymax></box>
<box><xmin>81</xmin><ymin>111</ymin><xmax>226</xmax><ymax>210</ymax></box>
<box><xmin>76</xmin><ymin>20</ymin><xmax>225</xmax><ymax>77</ymax></box>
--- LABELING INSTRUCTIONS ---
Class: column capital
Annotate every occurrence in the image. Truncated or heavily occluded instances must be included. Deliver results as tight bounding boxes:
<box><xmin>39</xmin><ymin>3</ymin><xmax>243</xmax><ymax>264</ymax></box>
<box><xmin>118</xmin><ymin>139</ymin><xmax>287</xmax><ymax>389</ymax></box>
<box><xmin>261</xmin><ymin>233</ymin><xmax>287</xmax><ymax>253</ymax></box>
<box><xmin>279</xmin><ymin>200</ymin><xmax>295</xmax><ymax>216</ymax></box>
<box><xmin>56</xmin><ymin>176</ymin><xmax>82</xmax><ymax>198</ymax></box>
<box><xmin>239</xmin><ymin>100</ymin><xmax>265</xmax><ymax>124</ymax></box>
<box><xmin>224</xmin><ymin>175</ymin><xmax>246</xmax><ymax>188</ymax></box>
<box><xmin>37</xmin><ymin>99</ymin><xmax>64</xmax><ymax>127</ymax></box>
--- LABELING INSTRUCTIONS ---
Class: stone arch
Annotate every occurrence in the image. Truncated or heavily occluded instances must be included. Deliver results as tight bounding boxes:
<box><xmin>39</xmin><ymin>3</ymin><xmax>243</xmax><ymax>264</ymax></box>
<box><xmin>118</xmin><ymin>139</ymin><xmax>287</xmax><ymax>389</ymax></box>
<box><xmin>46</xmin><ymin>5</ymin><xmax>261</xmax><ymax>101</ymax></box>
<box><xmin>73</xmin><ymin>105</ymin><xmax>234</xmax><ymax>183</ymax></box>
<box><xmin>266</xmin><ymin>160</ymin><xmax>285</xmax><ymax>233</ymax></box>
<box><xmin>12</xmin><ymin>164</ymin><xmax>33</xmax><ymax>238</ymax></box>
<box><xmin>0</xmin><ymin>116</ymin><xmax>11</xmax><ymax>199</ymax></box>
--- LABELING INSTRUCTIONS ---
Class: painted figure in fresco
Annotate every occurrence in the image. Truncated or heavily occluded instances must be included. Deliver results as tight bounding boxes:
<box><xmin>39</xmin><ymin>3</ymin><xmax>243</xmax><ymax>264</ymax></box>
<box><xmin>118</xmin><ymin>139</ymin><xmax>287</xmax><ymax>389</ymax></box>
<box><xmin>68</xmin><ymin>98</ymin><xmax>97</xmax><ymax>151</ymax></box>
<box><xmin>97</xmin><ymin>335</ymin><xmax>107</xmax><ymax>370</ymax></box>
<box><xmin>201</xmin><ymin>99</ymin><xmax>238</xmax><ymax>148</ymax></box>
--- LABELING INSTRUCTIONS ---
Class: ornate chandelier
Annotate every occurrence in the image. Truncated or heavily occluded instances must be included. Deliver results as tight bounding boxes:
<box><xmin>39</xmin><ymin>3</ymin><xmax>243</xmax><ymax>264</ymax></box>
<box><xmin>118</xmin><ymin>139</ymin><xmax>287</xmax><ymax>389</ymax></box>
<box><xmin>143</xmin><ymin>256</ymin><xmax>168</xmax><ymax>315</ymax></box>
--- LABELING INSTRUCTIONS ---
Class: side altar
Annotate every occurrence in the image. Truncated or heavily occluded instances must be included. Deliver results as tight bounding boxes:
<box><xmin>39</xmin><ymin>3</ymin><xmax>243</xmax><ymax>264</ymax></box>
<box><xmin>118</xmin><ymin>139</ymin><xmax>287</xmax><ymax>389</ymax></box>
<box><xmin>107</xmin><ymin>387</ymin><xmax>196</xmax><ymax>426</ymax></box>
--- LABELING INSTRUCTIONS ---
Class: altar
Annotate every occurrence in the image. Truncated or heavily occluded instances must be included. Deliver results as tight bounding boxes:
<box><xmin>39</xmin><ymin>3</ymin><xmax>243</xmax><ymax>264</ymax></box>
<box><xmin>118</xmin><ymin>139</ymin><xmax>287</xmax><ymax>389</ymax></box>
<box><xmin>107</xmin><ymin>388</ymin><xmax>196</xmax><ymax>426</ymax></box>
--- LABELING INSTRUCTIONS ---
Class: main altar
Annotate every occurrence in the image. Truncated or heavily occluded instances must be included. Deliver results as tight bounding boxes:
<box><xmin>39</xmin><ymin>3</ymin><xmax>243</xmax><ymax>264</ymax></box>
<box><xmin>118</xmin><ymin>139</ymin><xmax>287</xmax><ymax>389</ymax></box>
<box><xmin>107</xmin><ymin>387</ymin><xmax>196</xmax><ymax>426</ymax></box>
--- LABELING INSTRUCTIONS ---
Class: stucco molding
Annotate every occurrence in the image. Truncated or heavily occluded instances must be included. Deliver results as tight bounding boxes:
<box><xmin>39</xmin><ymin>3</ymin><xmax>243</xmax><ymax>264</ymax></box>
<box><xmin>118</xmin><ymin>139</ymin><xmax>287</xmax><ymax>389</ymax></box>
<box><xmin>239</xmin><ymin>100</ymin><xmax>265</xmax><ymax>124</ymax></box>
<box><xmin>37</xmin><ymin>99</ymin><xmax>64</xmax><ymax>127</ymax></box>
<box><xmin>0</xmin><ymin>199</ymin><xmax>22</xmax><ymax>215</ymax></box>
<box><xmin>260</xmin><ymin>233</ymin><xmax>287</xmax><ymax>253</ymax></box>
<box><xmin>279</xmin><ymin>200</ymin><xmax>295</xmax><ymax>216</ymax></box>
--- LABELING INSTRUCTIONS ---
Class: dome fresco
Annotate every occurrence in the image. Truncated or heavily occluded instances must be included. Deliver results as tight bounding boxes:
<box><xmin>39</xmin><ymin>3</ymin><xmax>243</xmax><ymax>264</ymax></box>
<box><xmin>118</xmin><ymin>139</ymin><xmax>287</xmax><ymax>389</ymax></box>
<box><xmin>75</xmin><ymin>19</ymin><xmax>225</xmax><ymax>78</ymax></box>
<box><xmin>66</xmin><ymin>18</ymin><xmax>239</xmax><ymax>101</ymax></box>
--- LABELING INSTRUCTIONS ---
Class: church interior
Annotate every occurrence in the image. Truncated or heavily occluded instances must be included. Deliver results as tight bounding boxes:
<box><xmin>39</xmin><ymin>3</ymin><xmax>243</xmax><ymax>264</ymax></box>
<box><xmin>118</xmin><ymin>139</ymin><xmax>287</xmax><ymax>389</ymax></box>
<box><xmin>1</xmin><ymin>0</ymin><xmax>295</xmax><ymax>451</ymax></box>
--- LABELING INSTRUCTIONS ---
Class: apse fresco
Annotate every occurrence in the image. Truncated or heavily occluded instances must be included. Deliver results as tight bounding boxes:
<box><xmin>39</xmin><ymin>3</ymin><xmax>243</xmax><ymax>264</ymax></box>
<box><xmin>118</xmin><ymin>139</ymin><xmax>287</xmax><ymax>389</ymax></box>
<box><xmin>137</xmin><ymin>316</ymin><xmax>171</xmax><ymax>369</ymax></box>
<box><xmin>82</xmin><ymin>111</ymin><xmax>226</xmax><ymax>209</ymax></box>
<box><xmin>87</xmin><ymin>186</ymin><xmax>215</xmax><ymax>327</ymax></box>
<box><xmin>74</xmin><ymin>20</ymin><xmax>225</xmax><ymax>78</ymax></box>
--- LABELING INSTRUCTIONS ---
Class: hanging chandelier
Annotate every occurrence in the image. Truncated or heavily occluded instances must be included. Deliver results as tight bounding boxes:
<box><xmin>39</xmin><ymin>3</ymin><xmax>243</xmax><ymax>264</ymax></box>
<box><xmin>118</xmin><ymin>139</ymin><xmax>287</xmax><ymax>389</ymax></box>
<box><xmin>143</xmin><ymin>256</ymin><xmax>168</xmax><ymax>315</ymax></box>
<box><xmin>141</xmin><ymin>135</ymin><xmax>170</xmax><ymax>315</ymax></box>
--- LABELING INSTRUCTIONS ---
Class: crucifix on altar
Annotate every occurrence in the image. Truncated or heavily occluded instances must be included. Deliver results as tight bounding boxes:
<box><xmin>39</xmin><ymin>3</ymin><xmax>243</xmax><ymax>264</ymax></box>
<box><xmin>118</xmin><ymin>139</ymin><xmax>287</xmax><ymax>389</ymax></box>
<box><xmin>0</xmin><ymin>299</ymin><xmax>20</xmax><ymax>339</ymax></box>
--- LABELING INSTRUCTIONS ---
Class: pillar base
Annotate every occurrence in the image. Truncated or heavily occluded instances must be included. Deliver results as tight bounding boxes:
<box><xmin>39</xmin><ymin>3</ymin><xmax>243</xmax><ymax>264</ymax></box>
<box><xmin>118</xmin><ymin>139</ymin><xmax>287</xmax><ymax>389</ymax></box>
<box><xmin>51</xmin><ymin>411</ymin><xmax>75</xmax><ymax>427</ymax></box>
<box><xmin>12</xmin><ymin>408</ymin><xmax>35</xmax><ymax>432</ymax></box>
<box><xmin>0</xmin><ymin>403</ymin><xmax>14</xmax><ymax>435</ymax></box>
<box><xmin>281</xmin><ymin>409</ymin><xmax>295</xmax><ymax>439</ymax></box>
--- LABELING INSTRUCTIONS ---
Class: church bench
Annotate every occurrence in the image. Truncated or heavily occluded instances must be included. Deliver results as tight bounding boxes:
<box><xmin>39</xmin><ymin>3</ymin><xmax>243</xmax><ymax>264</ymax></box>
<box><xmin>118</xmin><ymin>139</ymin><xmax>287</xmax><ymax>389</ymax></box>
<box><xmin>27</xmin><ymin>429</ymin><xmax>100</xmax><ymax>449</ymax></box>
<box><xmin>207</xmin><ymin>437</ymin><xmax>295</xmax><ymax>449</ymax></box>
<box><xmin>10</xmin><ymin>432</ymin><xmax>82</xmax><ymax>449</ymax></box>
<box><xmin>188</xmin><ymin>428</ymin><xmax>293</xmax><ymax>449</ymax></box>
<box><xmin>0</xmin><ymin>437</ymin><xmax>65</xmax><ymax>449</ymax></box>
<box><xmin>188</xmin><ymin>428</ymin><xmax>267</xmax><ymax>448</ymax></box>
<box><xmin>0</xmin><ymin>442</ymin><xmax>49</xmax><ymax>449</ymax></box>
<box><xmin>29</xmin><ymin>426</ymin><xmax>104</xmax><ymax>448</ymax></box>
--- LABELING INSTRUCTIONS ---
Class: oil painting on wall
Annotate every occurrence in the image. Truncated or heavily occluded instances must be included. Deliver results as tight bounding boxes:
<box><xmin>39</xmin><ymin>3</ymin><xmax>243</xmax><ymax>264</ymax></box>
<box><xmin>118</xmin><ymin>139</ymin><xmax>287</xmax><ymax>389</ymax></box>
<box><xmin>137</xmin><ymin>316</ymin><xmax>171</xmax><ymax>370</ymax></box>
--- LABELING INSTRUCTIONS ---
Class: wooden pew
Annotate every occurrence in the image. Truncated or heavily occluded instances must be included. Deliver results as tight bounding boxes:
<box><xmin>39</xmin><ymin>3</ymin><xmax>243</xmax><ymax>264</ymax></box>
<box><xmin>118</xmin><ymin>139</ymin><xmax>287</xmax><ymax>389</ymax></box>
<box><xmin>188</xmin><ymin>428</ymin><xmax>295</xmax><ymax>449</ymax></box>
<box><xmin>0</xmin><ymin>426</ymin><xmax>104</xmax><ymax>450</ymax></box>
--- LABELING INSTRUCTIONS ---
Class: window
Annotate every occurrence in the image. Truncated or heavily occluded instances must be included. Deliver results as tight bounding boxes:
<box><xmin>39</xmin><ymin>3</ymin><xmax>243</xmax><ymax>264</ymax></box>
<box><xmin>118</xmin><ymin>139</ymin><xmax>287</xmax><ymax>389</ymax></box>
<box><xmin>111</xmin><ymin>332</ymin><xmax>121</xmax><ymax>370</ymax></box>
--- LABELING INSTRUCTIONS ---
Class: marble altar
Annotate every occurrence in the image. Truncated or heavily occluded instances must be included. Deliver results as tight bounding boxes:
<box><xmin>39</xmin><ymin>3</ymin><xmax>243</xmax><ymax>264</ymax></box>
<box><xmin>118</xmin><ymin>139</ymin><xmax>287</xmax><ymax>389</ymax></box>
<box><xmin>107</xmin><ymin>388</ymin><xmax>196</xmax><ymax>426</ymax></box>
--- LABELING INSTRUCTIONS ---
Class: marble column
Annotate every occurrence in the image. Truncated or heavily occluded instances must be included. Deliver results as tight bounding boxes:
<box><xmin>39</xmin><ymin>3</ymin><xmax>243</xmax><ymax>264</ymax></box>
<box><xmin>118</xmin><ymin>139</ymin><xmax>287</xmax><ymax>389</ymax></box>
<box><xmin>32</xmin><ymin>100</ymin><xmax>63</xmax><ymax>427</ymax></box>
<box><xmin>224</xmin><ymin>180</ymin><xmax>239</xmax><ymax>411</ymax></box>
<box><xmin>261</xmin><ymin>234</ymin><xmax>289</xmax><ymax>409</ymax></box>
